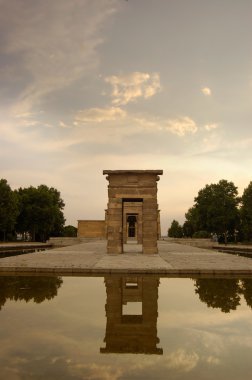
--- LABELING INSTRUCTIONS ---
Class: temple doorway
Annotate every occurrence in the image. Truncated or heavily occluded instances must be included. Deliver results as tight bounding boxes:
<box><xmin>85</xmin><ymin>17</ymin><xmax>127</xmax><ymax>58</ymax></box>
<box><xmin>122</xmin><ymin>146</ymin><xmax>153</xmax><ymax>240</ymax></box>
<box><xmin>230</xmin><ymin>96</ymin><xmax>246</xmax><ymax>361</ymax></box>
<box><xmin>123</xmin><ymin>199</ymin><xmax>143</xmax><ymax>253</ymax></box>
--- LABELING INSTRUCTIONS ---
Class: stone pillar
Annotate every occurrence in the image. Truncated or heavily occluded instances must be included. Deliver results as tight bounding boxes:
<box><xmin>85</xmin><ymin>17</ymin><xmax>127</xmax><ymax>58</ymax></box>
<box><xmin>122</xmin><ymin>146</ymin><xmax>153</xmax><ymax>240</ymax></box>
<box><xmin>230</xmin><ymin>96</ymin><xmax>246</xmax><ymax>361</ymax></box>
<box><xmin>123</xmin><ymin>212</ymin><xmax>127</xmax><ymax>244</ymax></box>
<box><xmin>104</xmin><ymin>209</ymin><xmax>108</xmax><ymax>239</ymax></box>
<box><xmin>142</xmin><ymin>198</ymin><xmax>158</xmax><ymax>254</ymax></box>
<box><xmin>137</xmin><ymin>207</ymin><xmax>143</xmax><ymax>244</ymax></box>
<box><xmin>106</xmin><ymin>198</ymin><xmax>123</xmax><ymax>254</ymax></box>
<box><xmin>157</xmin><ymin>209</ymin><xmax>161</xmax><ymax>240</ymax></box>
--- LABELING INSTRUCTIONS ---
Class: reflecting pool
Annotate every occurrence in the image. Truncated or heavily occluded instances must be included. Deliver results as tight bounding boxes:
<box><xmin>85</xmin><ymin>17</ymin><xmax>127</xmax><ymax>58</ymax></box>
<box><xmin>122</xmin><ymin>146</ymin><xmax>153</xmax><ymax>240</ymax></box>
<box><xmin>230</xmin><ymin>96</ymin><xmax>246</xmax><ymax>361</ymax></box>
<box><xmin>1</xmin><ymin>275</ymin><xmax>252</xmax><ymax>379</ymax></box>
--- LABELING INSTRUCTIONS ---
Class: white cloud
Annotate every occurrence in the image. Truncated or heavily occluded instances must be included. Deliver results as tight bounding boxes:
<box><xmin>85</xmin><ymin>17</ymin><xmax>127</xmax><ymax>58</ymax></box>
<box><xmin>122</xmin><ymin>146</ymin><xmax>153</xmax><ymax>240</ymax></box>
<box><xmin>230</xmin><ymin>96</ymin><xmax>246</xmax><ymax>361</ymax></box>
<box><xmin>165</xmin><ymin>117</ymin><xmax>198</xmax><ymax>136</ymax></box>
<box><xmin>201</xmin><ymin>87</ymin><xmax>212</xmax><ymax>96</ymax></box>
<box><xmin>132</xmin><ymin>117</ymin><xmax>163</xmax><ymax>131</ymax></box>
<box><xmin>105</xmin><ymin>72</ymin><xmax>161</xmax><ymax>105</ymax></box>
<box><xmin>200</xmin><ymin>132</ymin><xmax>222</xmax><ymax>153</ymax></box>
<box><xmin>73</xmin><ymin>107</ymin><xmax>198</xmax><ymax>138</ymax></box>
<box><xmin>15</xmin><ymin>111</ymin><xmax>41</xmax><ymax>119</ymax></box>
<box><xmin>75</xmin><ymin>107</ymin><xmax>126</xmax><ymax>124</ymax></box>
<box><xmin>204</xmin><ymin>123</ymin><xmax>219</xmax><ymax>131</ymax></box>
<box><xmin>0</xmin><ymin>119</ymin><xmax>81</xmax><ymax>153</ymax></box>
<box><xmin>59</xmin><ymin>121</ymin><xmax>70</xmax><ymax>129</ymax></box>
<box><xmin>0</xmin><ymin>0</ymin><xmax>118</xmax><ymax>115</ymax></box>
<box><xmin>133</xmin><ymin>115</ymin><xmax>198</xmax><ymax>136</ymax></box>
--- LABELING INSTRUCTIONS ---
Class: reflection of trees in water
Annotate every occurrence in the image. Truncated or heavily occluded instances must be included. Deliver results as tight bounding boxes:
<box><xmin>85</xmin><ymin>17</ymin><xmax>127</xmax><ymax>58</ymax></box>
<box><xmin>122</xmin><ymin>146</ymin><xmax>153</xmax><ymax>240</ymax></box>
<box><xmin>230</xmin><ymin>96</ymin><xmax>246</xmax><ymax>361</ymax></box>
<box><xmin>240</xmin><ymin>279</ymin><xmax>252</xmax><ymax>308</ymax></box>
<box><xmin>0</xmin><ymin>276</ymin><xmax>63</xmax><ymax>310</ymax></box>
<box><xmin>194</xmin><ymin>278</ymin><xmax>252</xmax><ymax>312</ymax></box>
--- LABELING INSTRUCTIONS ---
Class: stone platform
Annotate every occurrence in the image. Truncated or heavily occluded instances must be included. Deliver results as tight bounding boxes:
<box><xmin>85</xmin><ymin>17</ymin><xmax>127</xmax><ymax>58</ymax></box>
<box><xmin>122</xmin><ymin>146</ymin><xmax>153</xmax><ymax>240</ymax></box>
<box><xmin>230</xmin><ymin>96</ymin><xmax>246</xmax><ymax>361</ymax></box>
<box><xmin>1</xmin><ymin>240</ymin><xmax>252</xmax><ymax>276</ymax></box>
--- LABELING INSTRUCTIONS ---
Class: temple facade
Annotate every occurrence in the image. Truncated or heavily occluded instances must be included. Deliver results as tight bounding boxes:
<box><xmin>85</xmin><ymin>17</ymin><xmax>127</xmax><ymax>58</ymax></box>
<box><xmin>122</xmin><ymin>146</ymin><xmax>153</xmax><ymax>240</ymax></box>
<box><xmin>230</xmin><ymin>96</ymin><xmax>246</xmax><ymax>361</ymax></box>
<box><xmin>77</xmin><ymin>170</ymin><xmax>163</xmax><ymax>254</ymax></box>
<box><xmin>103</xmin><ymin>170</ymin><xmax>163</xmax><ymax>254</ymax></box>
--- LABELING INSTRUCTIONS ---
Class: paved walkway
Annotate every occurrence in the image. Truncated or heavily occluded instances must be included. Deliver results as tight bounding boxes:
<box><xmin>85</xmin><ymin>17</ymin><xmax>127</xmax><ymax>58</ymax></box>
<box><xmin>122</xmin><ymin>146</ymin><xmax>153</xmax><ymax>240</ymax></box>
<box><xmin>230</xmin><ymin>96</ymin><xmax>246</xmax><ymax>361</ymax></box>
<box><xmin>1</xmin><ymin>240</ymin><xmax>252</xmax><ymax>276</ymax></box>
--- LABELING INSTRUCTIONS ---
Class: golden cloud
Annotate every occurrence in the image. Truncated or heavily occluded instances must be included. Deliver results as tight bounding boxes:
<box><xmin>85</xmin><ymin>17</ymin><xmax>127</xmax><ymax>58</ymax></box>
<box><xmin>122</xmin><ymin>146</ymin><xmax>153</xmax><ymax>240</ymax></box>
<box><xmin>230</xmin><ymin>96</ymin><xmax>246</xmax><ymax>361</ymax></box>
<box><xmin>204</xmin><ymin>123</ymin><xmax>219</xmax><ymax>131</ymax></box>
<box><xmin>105</xmin><ymin>72</ymin><xmax>161</xmax><ymax>105</ymax></box>
<box><xmin>201</xmin><ymin>87</ymin><xmax>212</xmax><ymax>96</ymax></box>
<box><xmin>165</xmin><ymin>117</ymin><xmax>198</xmax><ymax>136</ymax></box>
<box><xmin>74</xmin><ymin>107</ymin><xmax>126</xmax><ymax>124</ymax></box>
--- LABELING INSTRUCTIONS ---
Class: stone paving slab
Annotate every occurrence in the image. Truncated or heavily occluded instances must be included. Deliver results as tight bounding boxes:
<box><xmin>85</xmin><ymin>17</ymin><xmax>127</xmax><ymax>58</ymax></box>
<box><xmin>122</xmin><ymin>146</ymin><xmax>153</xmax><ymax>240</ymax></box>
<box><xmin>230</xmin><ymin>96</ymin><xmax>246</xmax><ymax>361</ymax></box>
<box><xmin>94</xmin><ymin>253</ymin><xmax>172</xmax><ymax>272</ymax></box>
<box><xmin>1</xmin><ymin>240</ymin><xmax>252</xmax><ymax>276</ymax></box>
<box><xmin>158</xmin><ymin>241</ymin><xmax>252</xmax><ymax>274</ymax></box>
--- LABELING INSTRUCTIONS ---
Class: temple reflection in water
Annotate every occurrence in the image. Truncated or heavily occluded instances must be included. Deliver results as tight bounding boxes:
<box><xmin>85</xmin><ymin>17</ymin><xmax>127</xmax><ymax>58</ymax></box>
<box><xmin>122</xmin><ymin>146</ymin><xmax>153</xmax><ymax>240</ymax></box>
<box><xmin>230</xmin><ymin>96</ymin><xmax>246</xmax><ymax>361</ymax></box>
<box><xmin>100</xmin><ymin>276</ymin><xmax>163</xmax><ymax>355</ymax></box>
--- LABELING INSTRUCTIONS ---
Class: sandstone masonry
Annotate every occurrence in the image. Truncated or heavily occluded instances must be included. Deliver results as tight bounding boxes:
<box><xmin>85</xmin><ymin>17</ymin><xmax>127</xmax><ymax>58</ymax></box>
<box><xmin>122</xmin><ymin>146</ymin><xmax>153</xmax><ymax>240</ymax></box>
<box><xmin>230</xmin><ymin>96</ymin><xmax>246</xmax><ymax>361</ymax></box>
<box><xmin>103</xmin><ymin>170</ymin><xmax>163</xmax><ymax>254</ymax></box>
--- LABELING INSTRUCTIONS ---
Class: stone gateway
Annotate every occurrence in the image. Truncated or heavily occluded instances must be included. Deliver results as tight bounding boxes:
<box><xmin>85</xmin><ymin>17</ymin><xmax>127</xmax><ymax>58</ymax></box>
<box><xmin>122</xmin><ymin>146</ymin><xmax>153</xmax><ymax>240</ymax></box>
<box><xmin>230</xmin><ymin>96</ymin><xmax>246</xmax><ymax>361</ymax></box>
<box><xmin>103</xmin><ymin>170</ymin><xmax>163</xmax><ymax>254</ymax></box>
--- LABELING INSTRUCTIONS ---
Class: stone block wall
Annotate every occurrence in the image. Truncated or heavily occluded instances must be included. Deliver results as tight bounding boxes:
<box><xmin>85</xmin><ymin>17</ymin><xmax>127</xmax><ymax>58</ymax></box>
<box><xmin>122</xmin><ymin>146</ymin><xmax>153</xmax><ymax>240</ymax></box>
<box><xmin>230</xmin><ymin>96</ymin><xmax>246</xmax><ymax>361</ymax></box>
<box><xmin>77</xmin><ymin>220</ymin><xmax>106</xmax><ymax>238</ymax></box>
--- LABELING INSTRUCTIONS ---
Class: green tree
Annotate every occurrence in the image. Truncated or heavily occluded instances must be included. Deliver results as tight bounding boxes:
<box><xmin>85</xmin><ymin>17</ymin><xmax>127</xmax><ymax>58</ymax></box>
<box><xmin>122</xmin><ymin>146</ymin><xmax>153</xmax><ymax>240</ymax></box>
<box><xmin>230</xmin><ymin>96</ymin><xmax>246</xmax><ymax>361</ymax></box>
<box><xmin>240</xmin><ymin>182</ymin><xmax>252</xmax><ymax>241</ymax></box>
<box><xmin>168</xmin><ymin>220</ymin><xmax>183</xmax><ymax>238</ymax></box>
<box><xmin>182</xmin><ymin>220</ymin><xmax>195</xmax><ymax>237</ymax></box>
<box><xmin>185</xmin><ymin>180</ymin><xmax>240</xmax><ymax>241</ymax></box>
<box><xmin>192</xmin><ymin>230</ymin><xmax>210</xmax><ymax>238</ymax></box>
<box><xmin>0</xmin><ymin>179</ymin><xmax>19</xmax><ymax>241</ymax></box>
<box><xmin>63</xmin><ymin>225</ymin><xmax>77</xmax><ymax>237</ymax></box>
<box><xmin>184</xmin><ymin>206</ymin><xmax>200</xmax><ymax>232</ymax></box>
<box><xmin>16</xmin><ymin>185</ymin><xmax>65</xmax><ymax>241</ymax></box>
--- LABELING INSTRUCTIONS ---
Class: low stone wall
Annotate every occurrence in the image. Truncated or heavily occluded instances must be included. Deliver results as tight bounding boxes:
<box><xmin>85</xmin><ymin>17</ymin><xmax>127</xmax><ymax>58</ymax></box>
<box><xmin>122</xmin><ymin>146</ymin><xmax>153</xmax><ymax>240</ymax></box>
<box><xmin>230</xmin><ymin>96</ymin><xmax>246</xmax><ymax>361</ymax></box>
<box><xmin>77</xmin><ymin>220</ymin><xmax>106</xmax><ymax>238</ymax></box>
<box><xmin>48</xmin><ymin>236</ymin><xmax>106</xmax><ymax>247</ymax></box>
<box><xmin>47</xmin><ymin>237</ymin><xmax>81</xmax><ymax>247</ymax></box>
<box><xmin>162</xmin><ymin>237</ymin><xmax>218</xmax><ymax>249</ymax></box>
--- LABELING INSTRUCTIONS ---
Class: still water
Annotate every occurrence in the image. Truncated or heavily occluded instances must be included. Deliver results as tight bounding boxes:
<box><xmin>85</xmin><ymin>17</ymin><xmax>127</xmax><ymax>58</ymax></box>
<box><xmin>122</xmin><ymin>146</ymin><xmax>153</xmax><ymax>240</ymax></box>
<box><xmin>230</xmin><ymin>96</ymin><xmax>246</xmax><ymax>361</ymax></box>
<box><xmin>1</xmin><ymin>275</ymin><xmax>252</xmax><ymax>379</ymax></box>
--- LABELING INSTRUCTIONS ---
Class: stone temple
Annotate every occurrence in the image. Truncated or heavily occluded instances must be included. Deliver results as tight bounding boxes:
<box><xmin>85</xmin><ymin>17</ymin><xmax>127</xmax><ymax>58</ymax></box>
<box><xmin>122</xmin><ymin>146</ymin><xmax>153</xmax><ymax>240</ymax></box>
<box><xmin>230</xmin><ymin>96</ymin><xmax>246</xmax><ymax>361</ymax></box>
<box><xmin>78</xmin><ymin>170</ymin><xmax>163</xmax><ymax>254</ymax></box>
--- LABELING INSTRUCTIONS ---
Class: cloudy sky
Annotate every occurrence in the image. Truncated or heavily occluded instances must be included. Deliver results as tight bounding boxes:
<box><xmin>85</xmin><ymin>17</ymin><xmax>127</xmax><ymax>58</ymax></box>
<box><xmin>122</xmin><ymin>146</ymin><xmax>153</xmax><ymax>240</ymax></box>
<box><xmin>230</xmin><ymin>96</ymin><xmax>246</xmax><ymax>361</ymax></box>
<box><xmin>1</xmin><ymin>0</ymin><xmax>252</xmax><ymax>233</ymax></box>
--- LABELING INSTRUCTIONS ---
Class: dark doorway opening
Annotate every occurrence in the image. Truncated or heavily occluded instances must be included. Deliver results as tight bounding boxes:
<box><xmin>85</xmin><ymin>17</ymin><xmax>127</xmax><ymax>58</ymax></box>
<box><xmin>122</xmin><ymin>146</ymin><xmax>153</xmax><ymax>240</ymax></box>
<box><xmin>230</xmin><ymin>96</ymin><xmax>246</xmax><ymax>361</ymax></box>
<box><xmin>127</xmin><ymin>215</ymin><xmax>137</xmax><ymax>238</ymax></box>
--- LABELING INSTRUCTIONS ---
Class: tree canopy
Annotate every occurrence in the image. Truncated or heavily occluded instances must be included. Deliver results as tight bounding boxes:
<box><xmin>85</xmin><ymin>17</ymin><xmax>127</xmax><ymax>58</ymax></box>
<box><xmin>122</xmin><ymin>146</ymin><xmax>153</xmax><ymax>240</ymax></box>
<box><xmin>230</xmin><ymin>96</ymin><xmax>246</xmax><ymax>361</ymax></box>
<box><xmin>167</xmin><ymin>179</ymin><xmax>252</xmax><ymax>242</ymax></box>
<box><xmin>240</xmin><ymin>182</ymin><xmax>252</xmax><ymax>241</ymax></box>
<box><xmin>183</xmin><ymin>179</ymin><xmax>240</xmax><ymax>241</ymax></box>
<box><xmin>16</xmin><ymin>185</ymin><xmax>65</xmax><ymax>241</ymax></box>
<box><xmin>63</xmin><ymin>225</ymin><xmax>77</xmax><ymax>237</ymax></box>
<box><xmin>0</xmin><ymin>179</ymin><xmax>66</xmax><ymax>242</ymax></box>
<box><xmin>168</xmin><ymin>220</ymin><xmax>183</xmax><ymax>238</ymax></box>
<box><xmin>0</xmin><ymin>179</ymin><xmax>19</xmax><ymax>240</ymax></box>
<box><xmin>193</xmin><ymin>180</ymin><xmax>239</xmax><ymax>233</ymax></box>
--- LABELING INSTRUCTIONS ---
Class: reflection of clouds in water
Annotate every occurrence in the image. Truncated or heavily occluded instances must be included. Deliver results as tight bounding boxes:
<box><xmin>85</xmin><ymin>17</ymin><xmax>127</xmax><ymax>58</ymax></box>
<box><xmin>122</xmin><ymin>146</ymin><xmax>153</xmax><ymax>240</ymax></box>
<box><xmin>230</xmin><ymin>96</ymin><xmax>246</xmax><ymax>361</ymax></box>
<box><xmin>120</xmin><ymin>349</ymin><xmax>199</xmax><ymax>375</ymax></box>
<box><xmin>0</xmin><ymin>340</ymin><xmax>125</xmax><ymax>380</ymax></box>
<box><xmin>2</xmin><ymin>276</ymin><xmax>252</xmax><ymax>379</ymax></box>
<box><xmin>51</xmin><ymin>358</ymin><xmax>124</xmax><ymax>380</ymax></box>
<box><xmin>0</xmin><ymin>327</ymin><xmax>104</xmax><ymax>378</ymax></box>
<box><xmin>70</xmin><ymin>362</ymin><xmax>123</xmax><ymax>380</ymax></box>
<box><xmin>0</xmin><ymin>347</ymin><xmax>221</xmax><ymax>380</ymax></box>
<box><xmin>187</xmin><ymin>329</ymin><xmax>224</xmax><ymax>356</ymax></box>
<box><xmin>228</xmin><ymin>335</ymin><xmax>252</xmax><ymax>349</ymax></box>
<box><xmin>159</xmin><ymin>305</ymin><xmax>252</xmax><ymax>330</ymax></box>
<box><xmin>206</xmin><ymin>355</ymin><xmax>221</xmax><ymax>365</ymax></box>
<box><xmin>0</xmin><ymin>330</ymin><xmax>200</xmax><ymax>379</ymax></box>
<box><xmin>164</xmin><ymin>349</ymin><xmax>199</xmax><ymax>372</ymax></box>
